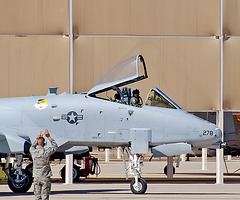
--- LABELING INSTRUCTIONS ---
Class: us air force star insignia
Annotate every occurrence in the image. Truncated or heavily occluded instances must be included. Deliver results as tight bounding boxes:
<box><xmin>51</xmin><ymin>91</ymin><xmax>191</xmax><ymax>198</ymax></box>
<box><xmin>61</xmin><ymin>111</ymin><xmax>84</xmax><ymax>124</ymax></box>
<box><xmin>67</xmin><ymin>111</ymin><xmax>77</xmax><ymax>124</ymax></box>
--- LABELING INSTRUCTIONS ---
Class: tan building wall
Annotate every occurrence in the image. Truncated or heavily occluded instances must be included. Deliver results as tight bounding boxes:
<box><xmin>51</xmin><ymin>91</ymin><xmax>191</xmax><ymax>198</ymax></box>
<box><xmin>0</xmin><ymin>0</ymin><xmax>239</xmax><ymax>111</ymax></box>
<box><xmin>224</xmin><ymin>0</ymin><xmax>240</xmax><ymax>36</ymax></box>
<box><xmin>0</xmin><ymin>36</ymin><xmax>69</xmax><ymax>97</ymax></box>
<box><xmin>73</xmin><ymin>0</ymin><xmax>220</xmax><ymax>36</ymax></box>
<box><xmin>0</xmin><ymin>0</ymin><xmax>69</xmax><ymax>35</ymax></box>
<box><xmin>74</xmin><ymin>37</ymin><xmax>220</xmax><ymax>111</ymax></box>
<box><xmin>224</xmin><ymin>38</ymin><xmax>240</xmax><ymax>110</ymax></box>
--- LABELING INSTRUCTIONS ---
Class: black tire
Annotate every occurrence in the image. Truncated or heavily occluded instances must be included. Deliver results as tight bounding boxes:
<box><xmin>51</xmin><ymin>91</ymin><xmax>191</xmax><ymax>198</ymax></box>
<box><xmin>25</xmin><ymin>163</ymin><xmax>33</xmax><ymax>174</ymax></box>
<box><xmin>61</xmin><ymin>164</ymin><xmax>80</xmax><ymax>182</ymax></box>
<box><xmin>8</xmin><ymin>169</ymin><xmax>33</xmax><ymax>193</ymax></box>
<box><xmin>130</xmin><ymin>178</ymin><xmax>147</xmax><ymax>194</ymax></box>
<box><xmin>79</xmin><ymin>169</ymin><xmax>89</xmax><ymax>177</ymax></box>
<box><xmin>164</xmin><ymin>165</ymin><xmax>175</xmax><ymax>176</ymax></box>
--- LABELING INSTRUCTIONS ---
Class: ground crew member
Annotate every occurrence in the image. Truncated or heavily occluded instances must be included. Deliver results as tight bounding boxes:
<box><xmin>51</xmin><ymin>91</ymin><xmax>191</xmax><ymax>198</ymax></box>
<box><xmin>30</xmin><ymin>130</ymin><xmax>58</xmax><ymax>200</ymax></box>
<box><xmin>130</xmin><ymin>89</ymin><xmax>142</xmax><ymax>107</ymax></box>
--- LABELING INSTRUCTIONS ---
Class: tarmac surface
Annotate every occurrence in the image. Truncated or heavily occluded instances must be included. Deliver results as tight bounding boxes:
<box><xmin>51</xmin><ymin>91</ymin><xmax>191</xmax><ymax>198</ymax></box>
<box><xmin>1</xmin><ymin>183</ymin><xmax>240</xmax><ymax>200</ymax></box>
<box><xmin>1</xmin><ymin>156</ymin><xmax>240</xmax><ymax>199</ymax></box>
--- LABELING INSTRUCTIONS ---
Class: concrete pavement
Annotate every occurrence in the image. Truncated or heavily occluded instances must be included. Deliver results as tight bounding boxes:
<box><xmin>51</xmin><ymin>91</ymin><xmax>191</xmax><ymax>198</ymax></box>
<box><xmin>1</xmin><ymin>157</ymin><xmax>240</xmax><ymax>199</ymax></box>
<box><xmin>0</xmin><ymin>183</ymin><xmax>240</xmax><ymax>200</ymax></box>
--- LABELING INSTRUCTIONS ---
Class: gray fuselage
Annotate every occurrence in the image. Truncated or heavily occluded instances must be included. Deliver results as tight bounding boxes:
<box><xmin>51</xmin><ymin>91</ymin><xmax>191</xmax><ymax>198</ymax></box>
<box><xmin>0</xmin><ymin>92</ymin><xmax>222</xmax><ymax>153</ymax></box>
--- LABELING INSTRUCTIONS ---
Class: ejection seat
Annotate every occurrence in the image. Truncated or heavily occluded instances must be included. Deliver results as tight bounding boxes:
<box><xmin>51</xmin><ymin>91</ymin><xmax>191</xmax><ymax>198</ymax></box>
<box><xmin>121</xmin><ymin>87</ymin><xmax>131</xmax><ymax>105</ymax></box>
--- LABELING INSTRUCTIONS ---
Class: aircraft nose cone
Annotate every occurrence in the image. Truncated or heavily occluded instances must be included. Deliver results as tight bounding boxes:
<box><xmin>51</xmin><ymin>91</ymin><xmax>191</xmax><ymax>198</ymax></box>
<box><xmin>215</xmin><ymin>127</ymin><xmax>222</xmax><ymax>139</ymax></box>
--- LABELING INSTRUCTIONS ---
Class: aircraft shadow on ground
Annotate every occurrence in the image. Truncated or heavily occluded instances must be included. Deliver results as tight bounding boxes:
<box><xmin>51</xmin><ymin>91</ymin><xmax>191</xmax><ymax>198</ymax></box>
<box><xmin>1</xmin><ymin>191</ymin><xmax>240</xmax><ymax>197</ymax></box>
<box><xmin>0</xmin><ymin>189</ymin><xmax>130</xmax><ymax>196</ymax></box>
<box><xmin>147</xmin><ymin>192</ymin><xmax>240</xmax><ymax>196</ymax></box>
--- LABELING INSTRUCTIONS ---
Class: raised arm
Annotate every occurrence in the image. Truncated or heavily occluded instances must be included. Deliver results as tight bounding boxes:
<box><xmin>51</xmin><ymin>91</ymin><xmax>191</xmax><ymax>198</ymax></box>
<box><xmin>44</xmin><ymin>130</ymin><xmax>58</xmax><ymax>156</ymax></box>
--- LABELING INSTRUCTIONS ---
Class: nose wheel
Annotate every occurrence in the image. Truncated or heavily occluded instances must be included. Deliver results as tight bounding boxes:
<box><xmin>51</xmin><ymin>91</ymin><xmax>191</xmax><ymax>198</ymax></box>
<box><xmin>130</xmin><ymin>177</ymin><xmax>147</xmax><ymax>194</ymax></box>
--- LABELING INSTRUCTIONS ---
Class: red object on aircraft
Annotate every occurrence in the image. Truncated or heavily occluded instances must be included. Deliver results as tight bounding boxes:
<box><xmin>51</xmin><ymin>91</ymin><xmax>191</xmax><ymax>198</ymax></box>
<box><xmin>237</xmin><ymin>115</ymin><xmax>240</xmax><ymax>121</ymax></box>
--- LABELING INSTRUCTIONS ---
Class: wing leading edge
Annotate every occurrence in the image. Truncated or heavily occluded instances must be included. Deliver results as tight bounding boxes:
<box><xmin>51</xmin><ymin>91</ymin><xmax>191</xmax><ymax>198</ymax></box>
<box><xmin>0</xmin><ymin>128</ymin><xmax>31</xmax><ymax>154</ymax></box>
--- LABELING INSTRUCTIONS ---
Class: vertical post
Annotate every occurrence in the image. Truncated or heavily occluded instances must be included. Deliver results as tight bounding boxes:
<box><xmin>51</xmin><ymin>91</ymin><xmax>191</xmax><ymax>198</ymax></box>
<box><xmin>117</xmin><ymin>147</ymin><xmax>121</xmax><ymax>159</ymax></box>
<box><xmin>69</xmin><ymin>0</ymin><xmax>73</xmax><ymax>95</ymax></box>
<box><xmin>181</xmin><ymin>154</ymin><xmax>186</xmax><ymax>162</ymax></box>
<box><xmin>216</xmin><ymin>0</ymin><xmax>224</xmax><ymax>185</ymax></box>
<box><xmin>65</xmin><ymin>0</ymin><xmax>74</xmax><ymax>185</ymax></box>
<box><xmin>227</xmin><ymin>155</ymin><xmax>232</xmax><ymax>161</ymax></box>
<box><xmin>167</xmin><ymin>156</ymin><xmax>173</xmax><ymax>179</ymax></box>
<box><xmin>202</xmin><ymin>148</ymin><xmax>207</xmax><ymax>170</ymax></box>
<box><xmin>216</xmin><ymin>111</ymin><xmax>224</xmax><ymax>184</ymax></box>
<box><xmin>105</xmin><ymin>148</ymin><xmax>110</xmax><ymax>162</ymax></box>
<box><xmin>216</xmin><ymin>148</ymin><xmax>224</xmax><ymax>184</ymax></box>
<box><xmin>219</xmin><ymin>0</ymin><xmax>224</xmax><ymax>143</ymax></box>
<box><xmin>65</xmin><ymin>154</ymin><xmax>73</xmax><ymax>184</ymax></box>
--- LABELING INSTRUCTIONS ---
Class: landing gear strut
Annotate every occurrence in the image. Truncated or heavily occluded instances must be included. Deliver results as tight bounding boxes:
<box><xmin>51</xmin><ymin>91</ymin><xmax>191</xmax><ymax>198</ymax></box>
<box><xmin>3</xmin><ymin>154</ymin><xmax>33</xmax><ymax>193</ymax></box>
<box><xmin>122</xmin><ymin>147</ymin><xmax>147</xmax><ymax>194</ymax></box>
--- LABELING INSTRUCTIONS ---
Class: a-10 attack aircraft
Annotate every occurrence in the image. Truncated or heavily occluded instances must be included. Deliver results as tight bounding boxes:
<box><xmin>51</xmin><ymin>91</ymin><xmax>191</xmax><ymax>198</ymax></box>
<box><xmin>0</xmin><ymin>55</ymin><xmax>222</xmax><ymax>194</ymax></box>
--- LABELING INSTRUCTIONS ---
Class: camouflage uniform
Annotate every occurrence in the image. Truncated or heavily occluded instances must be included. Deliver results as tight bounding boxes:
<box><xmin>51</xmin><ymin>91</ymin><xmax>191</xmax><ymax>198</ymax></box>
<box><xmin>30</xmin><ymin>138</ymin><xmax>58</xmax><ymax>200</ymax></box>
<box><xmin>130</xmin><ymin>96</ymin><xmax>141</xmax><ymax>107</ymax></box>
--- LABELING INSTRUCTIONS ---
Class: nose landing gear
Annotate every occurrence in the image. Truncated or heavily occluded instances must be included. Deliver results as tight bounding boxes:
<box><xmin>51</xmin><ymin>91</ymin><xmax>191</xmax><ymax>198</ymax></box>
<box><xmin>122</xmin><ymin>147</ymin><xmax>147</xmax><ymax>194</ymax></box>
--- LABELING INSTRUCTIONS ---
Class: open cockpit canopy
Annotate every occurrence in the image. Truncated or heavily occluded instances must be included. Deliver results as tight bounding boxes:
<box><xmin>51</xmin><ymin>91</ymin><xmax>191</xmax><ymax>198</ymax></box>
<box><xmin>87</xmin><ymin>55</ymin><xmax>181</xmax><ymax>110</ymax></box>
<box><xmin>88</xmin><ymin>55</ymin><xmax>147</xmax><ymax>96</ymax></box>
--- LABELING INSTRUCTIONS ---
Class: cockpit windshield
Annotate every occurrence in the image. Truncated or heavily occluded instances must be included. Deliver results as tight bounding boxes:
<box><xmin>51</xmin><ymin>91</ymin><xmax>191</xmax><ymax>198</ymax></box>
<box><xmin>88</xmin><ymin>55</ymin><xmax>147</xmax><ymax>95</ymax></box>
<box><xmin>145</xmin><ymin>87</ymin><xmax>181</xmax><ymax>110</ymax></box>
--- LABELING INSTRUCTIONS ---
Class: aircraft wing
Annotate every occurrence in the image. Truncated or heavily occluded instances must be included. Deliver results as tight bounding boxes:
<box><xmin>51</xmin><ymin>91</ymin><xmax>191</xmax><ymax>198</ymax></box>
<box><xmin>0</xmin><ymin>128</ymin><xmax>31</xmax><ymax>154</ymax></box>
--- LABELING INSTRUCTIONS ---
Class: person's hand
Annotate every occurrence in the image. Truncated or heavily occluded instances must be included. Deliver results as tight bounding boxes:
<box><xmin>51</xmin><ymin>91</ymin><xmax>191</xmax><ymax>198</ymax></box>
<box><xmin>44</xmin><ymin>129</ymin><xmax>51</xmax><ymax>139</ymax></box>
<box><xmin>37</xmin><ymin>131</ymin><xmax>42</xmax><ymax>138</ymax></box>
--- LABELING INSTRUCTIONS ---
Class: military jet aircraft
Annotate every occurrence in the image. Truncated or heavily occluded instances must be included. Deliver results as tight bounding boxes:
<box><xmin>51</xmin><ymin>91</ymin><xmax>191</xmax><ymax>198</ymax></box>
<box><xmin>0</xmin><ymin>55</ymin><xmax>222</xmax><ymax>194</ymax></box>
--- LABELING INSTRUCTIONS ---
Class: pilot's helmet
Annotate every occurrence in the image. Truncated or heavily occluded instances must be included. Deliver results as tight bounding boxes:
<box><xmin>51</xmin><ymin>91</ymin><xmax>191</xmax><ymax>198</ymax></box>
<box><xmin>133</xmin><ymin>89</ymin><xmax>140</xmax><ymax>95</ymax></box>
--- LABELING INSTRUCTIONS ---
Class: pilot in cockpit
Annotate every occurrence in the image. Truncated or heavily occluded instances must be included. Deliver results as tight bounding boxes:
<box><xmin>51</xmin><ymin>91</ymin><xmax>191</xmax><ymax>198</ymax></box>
<box><xmin>130</xmin><ymin>89</ymin><xmax>142</xmax><ymax>107</ymax></box>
